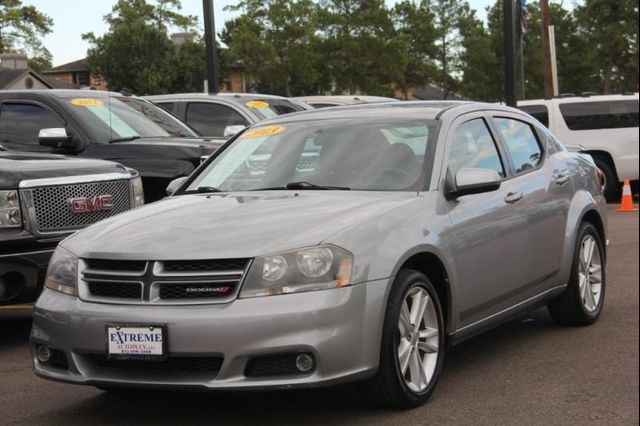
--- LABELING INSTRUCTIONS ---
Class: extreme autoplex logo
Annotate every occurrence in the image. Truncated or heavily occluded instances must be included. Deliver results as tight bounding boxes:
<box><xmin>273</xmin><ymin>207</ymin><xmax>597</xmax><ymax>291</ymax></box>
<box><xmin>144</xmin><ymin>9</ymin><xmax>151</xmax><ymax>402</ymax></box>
<box><xmin>68</xmin><ymin>195</ymin><xmax>113</xmax><ymax>214</ymax></box>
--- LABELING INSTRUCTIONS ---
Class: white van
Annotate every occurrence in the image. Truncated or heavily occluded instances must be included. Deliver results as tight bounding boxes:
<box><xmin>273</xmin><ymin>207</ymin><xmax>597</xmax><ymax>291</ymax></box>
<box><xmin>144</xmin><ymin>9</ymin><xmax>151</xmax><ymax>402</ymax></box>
<box><xmin>518</xmin><ymin>94</ymin><xmax>639</xmax><ymax>200</ymax></box>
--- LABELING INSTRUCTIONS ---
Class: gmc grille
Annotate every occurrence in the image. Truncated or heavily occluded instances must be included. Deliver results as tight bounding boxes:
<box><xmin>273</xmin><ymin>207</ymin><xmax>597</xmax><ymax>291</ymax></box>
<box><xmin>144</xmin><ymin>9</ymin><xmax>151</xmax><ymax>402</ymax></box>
<box><xmin>21</xmin><ymin>180</ymin><xmax>131</xmax><ymax>234</ymax></box>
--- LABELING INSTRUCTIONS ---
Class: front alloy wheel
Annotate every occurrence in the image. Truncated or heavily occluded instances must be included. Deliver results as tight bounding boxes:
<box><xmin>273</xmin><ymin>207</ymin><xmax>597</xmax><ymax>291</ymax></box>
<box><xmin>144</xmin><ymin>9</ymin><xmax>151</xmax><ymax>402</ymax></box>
<box><xmin>367</xmin><ymin>270</ymin><xmax>444</xmax><ymax>408</ymax></box>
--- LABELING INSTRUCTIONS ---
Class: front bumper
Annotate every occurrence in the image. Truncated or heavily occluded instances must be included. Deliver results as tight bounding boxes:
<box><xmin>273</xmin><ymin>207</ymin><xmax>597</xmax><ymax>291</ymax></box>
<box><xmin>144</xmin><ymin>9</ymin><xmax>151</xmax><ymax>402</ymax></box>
<box><xmin>31</xmin><ymin>279</ymin><xmax>388</xmax><ymax>390</ymax></box>
<box><xmin>0</xmin><ymin>235</ymin><xmax>57</xmax><ymax>305</ymax></box>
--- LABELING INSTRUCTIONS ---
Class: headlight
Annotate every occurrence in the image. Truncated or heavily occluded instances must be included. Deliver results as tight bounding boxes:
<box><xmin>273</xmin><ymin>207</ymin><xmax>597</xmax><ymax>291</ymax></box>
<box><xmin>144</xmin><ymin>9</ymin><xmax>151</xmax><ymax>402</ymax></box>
<box><xmin>44</xmin><ymin>247</ymin><xmax>78</xmax><ymax>296</ymax></box>
<box><xmin>130</xmin><ymin>176</ymin><xmax>144</xmax><ymax>207</ymax></box>
<box><xmin>240</xmin><ymin>245</ymin><xmax>353</xmax><ymax>298</ymax></box>
<box><xmin>0</xmin><ymin>190</ymin><xmax>22</xmax><ymax>229</ymax></box>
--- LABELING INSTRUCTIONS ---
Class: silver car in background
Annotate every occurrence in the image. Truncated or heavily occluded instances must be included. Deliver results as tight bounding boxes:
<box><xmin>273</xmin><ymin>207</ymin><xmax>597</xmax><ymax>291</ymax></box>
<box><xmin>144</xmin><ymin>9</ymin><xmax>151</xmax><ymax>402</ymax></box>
<box><xmin>31</xmin><ymin>102</ymin><xmax>607</xmax><ymax>408</ymax></box>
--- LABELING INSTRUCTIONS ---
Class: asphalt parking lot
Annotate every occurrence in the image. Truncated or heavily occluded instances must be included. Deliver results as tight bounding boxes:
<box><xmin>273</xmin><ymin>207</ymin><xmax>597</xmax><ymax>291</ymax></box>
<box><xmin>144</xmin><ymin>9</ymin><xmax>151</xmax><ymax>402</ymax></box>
<box><xmin>1</xmin><ymin>205</ymin><xmax>637</xmax><ymax>426</ymax></box>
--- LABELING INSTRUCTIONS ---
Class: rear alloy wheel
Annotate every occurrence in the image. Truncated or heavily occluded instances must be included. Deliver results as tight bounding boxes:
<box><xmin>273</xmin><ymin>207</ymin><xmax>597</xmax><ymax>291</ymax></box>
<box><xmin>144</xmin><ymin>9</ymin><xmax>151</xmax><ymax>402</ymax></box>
<box><xmin>367</xmin><ymin>270</ymin><xmax>445</xmax><ymax>408</ymax></box>
<box><xmin>548</xmin><ymin>222</ymin><xmax>605</xmax><ymax>325</ymax></box>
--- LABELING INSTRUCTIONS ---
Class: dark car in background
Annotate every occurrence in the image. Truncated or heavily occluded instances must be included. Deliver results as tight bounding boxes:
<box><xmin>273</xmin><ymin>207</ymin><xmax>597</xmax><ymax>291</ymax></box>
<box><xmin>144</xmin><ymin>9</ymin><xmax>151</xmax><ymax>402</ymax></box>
<box><xmin>0</xmin><ymin>90</ymin><xmax>225</xmax><ymax>202</ymax></box>
<box><xmin>1</xmin><ymin>150</ymin><xmax>143</xmax><ymax>305</ymax></box>
<box><xmin>144</xmin><ymin>93</ymin><xmax>306</xmax><ymax>138</ymax></box>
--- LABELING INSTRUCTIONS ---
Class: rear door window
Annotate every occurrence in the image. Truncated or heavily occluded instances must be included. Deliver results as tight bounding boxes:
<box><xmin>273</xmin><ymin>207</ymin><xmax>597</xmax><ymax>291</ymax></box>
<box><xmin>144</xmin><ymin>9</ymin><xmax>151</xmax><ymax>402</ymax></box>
<box><xmin>186</xmin><ymin>103</ymin><xmax>249</xmax><ymax>137</ymax></box>
<box><xmin>559</xmin><ymin>100</ymin><xmax>639</xmax><ymax>130</ymax></box>
<box><xmin>494</xmin><ymin>118</ymin><xmax>543</xmax><ymax>174</ymax></box>
<box><xmin>518</xmin><ymin>104</ymin><xmax>549</xmax><ymax>127</ymax></box>
<box><xmin>0</xmin><ymin>103</ymin><xmax>65</xmax><ymax>152</ymax></box>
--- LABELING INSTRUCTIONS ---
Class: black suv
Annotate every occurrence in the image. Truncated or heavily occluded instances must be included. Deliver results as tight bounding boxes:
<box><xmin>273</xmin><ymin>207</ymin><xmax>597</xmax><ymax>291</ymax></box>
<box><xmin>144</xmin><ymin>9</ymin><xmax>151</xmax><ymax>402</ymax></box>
<box><xmin>0</xmin><ymin>90</ymin><xmax>225</xmax><ymax>201</ymax></box>
<box><xmin>0</xmin><ymin>150</ymin><xmax>143</xmax><ymax>305</ymax></box>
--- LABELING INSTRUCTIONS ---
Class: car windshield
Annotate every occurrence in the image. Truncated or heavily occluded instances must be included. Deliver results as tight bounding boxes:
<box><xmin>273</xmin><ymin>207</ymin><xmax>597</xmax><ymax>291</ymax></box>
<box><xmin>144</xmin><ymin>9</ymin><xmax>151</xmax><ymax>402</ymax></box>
<box><xmin>242</xmin><ymin>98</ymin><xmax>306</xmax><ymax>119</ymax></box>
<box><xmin>186</xmin><ymin>118</ymin><xmax>436</xmax><ymax>192</ymax></box>
<box><xmin>63</xmin><ymin>95</ymin><xmax>199</xmax><ymax>142</ymax></box>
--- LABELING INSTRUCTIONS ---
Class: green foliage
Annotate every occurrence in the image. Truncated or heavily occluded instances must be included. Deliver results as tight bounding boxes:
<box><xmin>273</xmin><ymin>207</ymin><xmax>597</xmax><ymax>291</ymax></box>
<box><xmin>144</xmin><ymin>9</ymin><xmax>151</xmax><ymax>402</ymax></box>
<box><xmin>84</xmin><ymin>0</ymin><xmax>202</xmax><ymax>94</ymax></box>
<box><xmin>0</xmin><ymin>0</ymin><xmax>53</xmax><ymax>66</ymax></box>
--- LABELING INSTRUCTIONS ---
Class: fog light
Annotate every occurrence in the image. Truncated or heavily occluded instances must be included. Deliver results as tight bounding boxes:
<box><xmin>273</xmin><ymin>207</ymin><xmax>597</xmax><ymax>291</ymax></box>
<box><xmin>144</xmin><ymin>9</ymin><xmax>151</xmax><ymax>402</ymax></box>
<box><xmin>295</xmin><ymin>353</ymin><xmax>314</xmax><ymax>372</ymax></box>
<box><xmin>36</xmin><ymin>345</ymin><xmax>51</xmax><ymax>363</ymax></box>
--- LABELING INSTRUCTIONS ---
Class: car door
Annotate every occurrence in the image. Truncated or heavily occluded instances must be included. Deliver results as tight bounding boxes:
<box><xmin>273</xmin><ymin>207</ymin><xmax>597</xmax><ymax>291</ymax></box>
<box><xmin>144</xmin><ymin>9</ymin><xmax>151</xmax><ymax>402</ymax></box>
<box><xmin>184</xmin><ymin>101</ymin><xmax>251</xmax><ymax>137</ymax></box>
<box><xmin>0</xmin><ymin>100</ymin><xmax>67</xmax><ymax>153</ymax></box>
<box><xmin>490</xmin><ymin>114</ymin><xmax>572</xmax><ymax>288</ymax></box>
<box><xmin>443</xmin><ymin>114</ymin><xmax>531</xmax><ymax>328</ymax></box>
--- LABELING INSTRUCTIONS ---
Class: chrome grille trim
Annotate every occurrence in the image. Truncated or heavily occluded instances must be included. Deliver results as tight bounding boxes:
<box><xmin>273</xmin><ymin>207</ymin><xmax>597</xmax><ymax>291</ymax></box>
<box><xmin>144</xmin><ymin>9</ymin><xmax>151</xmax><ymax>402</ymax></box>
<box><xmin>19</xmin><ymin>176</ymin><xmax>132</xmax><ymax>238</ymax></box>
<box><xmin>79</xmin><ymin>259</ymin><xmax>252</xmax><ymax>305</ymax></box>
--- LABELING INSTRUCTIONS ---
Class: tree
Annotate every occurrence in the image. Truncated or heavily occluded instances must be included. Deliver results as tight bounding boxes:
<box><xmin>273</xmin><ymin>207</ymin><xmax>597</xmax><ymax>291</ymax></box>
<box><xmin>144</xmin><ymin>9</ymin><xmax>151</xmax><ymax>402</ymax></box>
<box><xmin>575</xmin><ymin>0</ymin><xmax>639</xmax><ymax>93</ymax></box>
<box><xmin>391</xmin><ymin>0</ymin><xmax>438</xmax><ymax>99</ymax></box>
<box><xmin>0</xmin><ymin>0</ymin><xmax>52</xmax><ymax>67</ymax></box>
<box><xmin>429</xmin><ymin>0</ymin><xmax>467</xmax><ymax>98</ymax></box>
<box><xmin>83</xmin><ymin>0</ymin><xmax>197</xmax><ymax>94</ymax></box>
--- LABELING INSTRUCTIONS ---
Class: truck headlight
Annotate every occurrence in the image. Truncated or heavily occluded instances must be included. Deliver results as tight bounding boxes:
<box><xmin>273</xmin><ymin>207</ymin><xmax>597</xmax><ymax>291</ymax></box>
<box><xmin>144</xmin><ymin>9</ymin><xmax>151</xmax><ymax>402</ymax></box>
<box><xmin>240</xmin><ymin>245</ymin><xmax>353</xmax><ymax>298</ymax></box>
<box><xmin>130</xmin><ymin>176</ymin><xmax>144</xmax><ymax>207</ymax></box>
<box><xmin>0</xmin><ymin>190</ymin><xmax>22</xmax><ymax>229</ymax></box>
<box><xmin>44</xmin><ymin>247</ymin><xmax>78</xmax><ymax>296</ymax></box>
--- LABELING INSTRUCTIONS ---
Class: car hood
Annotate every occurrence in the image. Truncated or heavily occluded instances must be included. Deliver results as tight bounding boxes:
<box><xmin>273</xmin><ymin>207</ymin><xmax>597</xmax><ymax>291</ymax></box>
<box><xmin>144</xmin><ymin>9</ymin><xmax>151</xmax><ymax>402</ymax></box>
<box><xmin>63</xmin><ymin>191</ymin><xmax>417</xmax><ymax>260</ymax></box>
<box><xmin>0</xmin><ymin>152</ymin><xmax>130</xmax><ymax>189</ymax></box>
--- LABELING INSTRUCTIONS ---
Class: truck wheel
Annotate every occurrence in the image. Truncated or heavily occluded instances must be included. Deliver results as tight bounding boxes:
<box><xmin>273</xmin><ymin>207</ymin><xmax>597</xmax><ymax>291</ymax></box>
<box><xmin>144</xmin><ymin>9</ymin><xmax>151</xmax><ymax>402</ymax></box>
<box><xmin>592</xmin><ymin>156</ymin><xmax>620</xmax><ymax>202</ymax></box>
<box><xmin>548</xmin><ymin>222</ymin><xmax>605</xmax><ymax>326</ymax></box>
<box><xmin>366</xmin><ymin>270</ymin><xmax>445</xmax><ymax>408</ymax></box>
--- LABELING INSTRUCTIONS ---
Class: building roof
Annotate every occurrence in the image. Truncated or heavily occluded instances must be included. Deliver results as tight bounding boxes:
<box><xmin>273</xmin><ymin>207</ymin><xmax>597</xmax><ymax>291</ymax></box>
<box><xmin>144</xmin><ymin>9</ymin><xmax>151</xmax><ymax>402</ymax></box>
<box><xmin>42</xmin><ymin>58</ymin><xmax>88</xmax><ymax>74</ymax></box>
<box><xmin>413</xmin><ymin>84</ymin><xmax>465</xmax><ymax>101</ymax></box>
<box><xmin>0</xmin><ymin>69</ymin><xmax>79</xmax><ymax>90</ymax></box>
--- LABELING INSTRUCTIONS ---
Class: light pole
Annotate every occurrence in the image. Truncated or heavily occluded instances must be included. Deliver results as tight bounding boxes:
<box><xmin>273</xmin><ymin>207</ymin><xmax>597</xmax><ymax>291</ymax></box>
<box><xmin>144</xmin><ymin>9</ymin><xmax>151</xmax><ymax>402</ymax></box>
<box><xmin>203</xmin><ymin>0</ymin><xmax>219</xmax><ymax>94</ymax></box>
<box><xmin>503</xmin><ymin>0</ymin><xmax>517</xmax><ymax>106</ymax></box>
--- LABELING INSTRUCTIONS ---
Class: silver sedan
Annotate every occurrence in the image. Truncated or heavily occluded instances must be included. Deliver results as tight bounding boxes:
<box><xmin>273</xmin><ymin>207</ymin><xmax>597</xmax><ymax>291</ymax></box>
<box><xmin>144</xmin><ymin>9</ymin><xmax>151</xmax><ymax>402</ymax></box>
<box><xmin>31</xmin><ymin>102</ymin><xmax>607</xmax><ymax>408</ymax></box>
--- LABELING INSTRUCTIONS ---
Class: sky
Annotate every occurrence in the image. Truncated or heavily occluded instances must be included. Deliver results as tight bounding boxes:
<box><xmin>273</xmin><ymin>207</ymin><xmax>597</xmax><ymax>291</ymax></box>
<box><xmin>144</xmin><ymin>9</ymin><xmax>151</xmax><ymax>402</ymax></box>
<box><xmin>27</xmin><ymin>0</ymin><xmax>503</xmax><ymax>67</ymax></box>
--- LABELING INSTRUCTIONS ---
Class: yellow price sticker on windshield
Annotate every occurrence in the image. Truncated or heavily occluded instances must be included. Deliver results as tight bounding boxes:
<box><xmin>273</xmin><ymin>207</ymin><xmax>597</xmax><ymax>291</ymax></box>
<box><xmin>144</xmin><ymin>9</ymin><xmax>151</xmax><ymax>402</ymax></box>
<box><xmin>70</xmin><ymin>98</ymin><xmax>103</xmax><ymax>107</ymax></box>
<box><xmin>246</xmin><ymin>100</ymin><xmax>270</xmax><ymax>109</ymax></box>
<box><xmin>241</xmin><ymin>125</ymin><xmax>286</xmax><ymax>139</ymax></box>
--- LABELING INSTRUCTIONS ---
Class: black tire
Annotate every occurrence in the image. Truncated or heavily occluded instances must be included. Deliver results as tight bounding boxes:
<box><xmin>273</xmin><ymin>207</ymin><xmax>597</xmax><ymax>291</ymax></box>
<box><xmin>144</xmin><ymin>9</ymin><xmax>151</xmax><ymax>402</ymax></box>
<box><xmin>548</xmin><ymin>222</ymin><xmax>606</xmax><ymax>326</ymax></box>
<box><xmin>366</xmin><ymin>270</ymin><xmax>445</xmax><ymax>409</ymax></box>
<box><xmin>592</xmin><ymin>156</ymin><xmax>620</xmax><ymax>203</ymax></box>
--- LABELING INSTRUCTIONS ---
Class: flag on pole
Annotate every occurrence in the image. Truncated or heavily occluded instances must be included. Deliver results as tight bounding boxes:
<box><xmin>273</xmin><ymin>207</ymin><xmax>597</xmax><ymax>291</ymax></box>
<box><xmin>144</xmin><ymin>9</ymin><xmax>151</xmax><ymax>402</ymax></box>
<box><xmin>518</xmin><ymin>0</ymin><xmax>529</xmax><ymax>35</ymax></box>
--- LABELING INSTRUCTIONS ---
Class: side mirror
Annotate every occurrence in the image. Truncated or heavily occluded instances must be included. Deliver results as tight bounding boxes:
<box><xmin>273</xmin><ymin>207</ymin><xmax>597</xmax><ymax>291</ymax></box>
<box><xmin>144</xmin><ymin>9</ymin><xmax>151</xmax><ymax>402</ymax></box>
<box><xmin>166</xmin><ymin>176</ymin><xmax>189</xmax><ymax>196</ymax></box>
<box><xmin>38</xmin><ymin>128</ymin><xmax>72</xmax><ymax>148</ymax></box>
<box><xmin>446</xmin><ymin>168</ymin><xmax>502</xmax><ymax>199</ymax></box>
<box><xmin>224</xmin><ymin>125</ymin><xmax>246</xmax><ymax>138</ymax></box>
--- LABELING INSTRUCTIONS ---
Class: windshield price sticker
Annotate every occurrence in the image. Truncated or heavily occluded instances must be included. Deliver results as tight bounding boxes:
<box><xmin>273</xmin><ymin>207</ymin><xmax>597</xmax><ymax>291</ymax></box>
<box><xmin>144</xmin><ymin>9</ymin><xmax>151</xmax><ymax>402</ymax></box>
<box><xmin>70</xmin><ymin>98</ymin><xmax>103</xmax><ymax>107</ymax></box>
<box><xmin>241</xmin><ymin>125</ymin><xmax>286</xmax><ymax>139</ymax></box>
<box><xmin>107</xmin><ymin>326</ymin><xmax>163</xmax><ymax>357</ymax></box>
<box><xmin>245</xmin><ymin>100</ymin><xmax>270</xmax><ymax>109</ymax></box>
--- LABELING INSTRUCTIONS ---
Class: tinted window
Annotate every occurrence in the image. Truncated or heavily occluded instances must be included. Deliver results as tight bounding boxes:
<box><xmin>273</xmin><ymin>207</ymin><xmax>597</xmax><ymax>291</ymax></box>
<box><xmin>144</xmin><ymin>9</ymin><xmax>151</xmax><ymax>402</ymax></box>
<box><xmin>518</xmin><ymin>104</ymin><xmax>549</xmax><ymax>127</ymax></box>
<box><xmin>449</xmin><ymin>119</ymin><xmax>504</xmax><ymax>178</ymax></box>
<box><xmin>156</xmin><ymin>102</ymin><xmax>177</xmax><ymax>114</ymax></box>
<box><xmin>559</xmin><ymin>100</ymin><xmax>639</xmax><ymax>130</ymax></box>
<box><xmin>0</xmin><ymin>103</ymin><xmax>64</xmax><ymax>151</ymax></box>
<box><xmin>494</xmin><ymin>118</ymin><xmax>543</xmax><ymax>173</ymax></box>
<box><xmin>186</xmin><ymin>103</ymin><xmax>249</xmax><ymax>137</ymax></box>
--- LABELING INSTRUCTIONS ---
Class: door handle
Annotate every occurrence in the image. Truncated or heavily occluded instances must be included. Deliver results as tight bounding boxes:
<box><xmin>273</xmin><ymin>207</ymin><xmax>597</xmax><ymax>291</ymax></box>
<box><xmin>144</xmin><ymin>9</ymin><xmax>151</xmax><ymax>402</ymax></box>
<box><xmin>504</xmin><ymin>191</ymin><xmax>523</xmax><ymax>204</ymax></box>
<box><xmin>555</xmin><ymin>173</ymin><xmax>570</xmax><ymax>185</ymax></box>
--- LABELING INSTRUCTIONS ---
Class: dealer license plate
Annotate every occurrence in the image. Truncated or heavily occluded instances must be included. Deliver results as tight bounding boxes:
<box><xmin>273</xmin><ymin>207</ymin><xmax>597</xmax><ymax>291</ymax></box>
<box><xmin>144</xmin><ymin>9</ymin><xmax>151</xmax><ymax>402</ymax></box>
<box><xmin>107</xmin><ymin>326</ymin><xmax>164</xmax><ymax>358</ymax></box>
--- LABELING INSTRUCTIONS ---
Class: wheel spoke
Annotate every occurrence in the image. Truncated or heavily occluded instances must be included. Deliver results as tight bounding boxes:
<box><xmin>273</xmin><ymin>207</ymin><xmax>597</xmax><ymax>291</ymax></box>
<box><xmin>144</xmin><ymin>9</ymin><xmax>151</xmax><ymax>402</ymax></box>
<box><xmin>408</xmin><ymin>351</ymin><xmax>424</xmax><ymax>389</ymax></box>
<box><xmin>399</xmin><ymin>301</ymin><xmax>411</xmax><ymax>336</ymax></box>
<box><xmin>398</xmin><ymin>340</ymin><xmax>412</xmax><ymax>375</ymax></box>
<box><xmin>409</xmin><ymin>292</ymin><xmax>428</xmax><ymax>331</ymax></box>
<box><xmin>584</xmin><ymin>238</ymin><xmax>595</xmax><ymax>268</ymax></box>
<box><xmin>419</xmin><ymin>328</ymin><xmax>438</xmax><ymax>340</ymax></box>
<box><xmin>579</xmin><ymin>273</ymin><xmax>588</xmax><ymax>300</ymax></box>
<box><xmin>584</xmin><ymin>281</ymin><xmax>597</xmax><ymax>311</ymax></box>
<box><xmin>418</xmin><ymin>341</ymin><xmax>438</xmax><ymax>354</ymax></box>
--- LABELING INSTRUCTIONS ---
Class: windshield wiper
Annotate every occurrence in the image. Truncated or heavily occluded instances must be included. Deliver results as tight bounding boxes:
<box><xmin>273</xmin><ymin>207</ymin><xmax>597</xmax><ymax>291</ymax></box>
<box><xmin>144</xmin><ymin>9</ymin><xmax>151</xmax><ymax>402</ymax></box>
<box><xmin>196</xmin><ymin>186</ymin><xmax>224</xmax><ymax>193</ymax></box>
<box><xmin>109</xmin><ymin>136</ymin><xmax>141</xmax><ymax>143</ymax></box>
<box><xmin>251</xmin><ymin>181</ymin><xmax>351</xmax><ymax>191</ymax></box>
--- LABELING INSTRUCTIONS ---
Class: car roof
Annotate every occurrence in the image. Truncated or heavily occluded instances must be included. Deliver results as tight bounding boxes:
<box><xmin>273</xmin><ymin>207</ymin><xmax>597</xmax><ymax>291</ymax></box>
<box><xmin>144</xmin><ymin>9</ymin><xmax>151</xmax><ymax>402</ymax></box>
<box><xmin>518</xmin><ymin>93</ymin><xmax>639</xmax><ymax>106</ymax></box>
<box><xmin>252</xmin><ymin>101</ymin><xmax>526</xmax><ymax>125</ymax></box>
<box><xmin>144</xmin><ymin>93</ymin><xmax>292</xmax><ymax>102</ymax></box>
<box><xmin>0</xmin><ymin>89</ymin><xmax>125</xmax><ymax>98</ymax></box>
<box><xmin>293</xmin><ymin>95</ymin><xmax>400</xmax><ymax>105</ymax></box>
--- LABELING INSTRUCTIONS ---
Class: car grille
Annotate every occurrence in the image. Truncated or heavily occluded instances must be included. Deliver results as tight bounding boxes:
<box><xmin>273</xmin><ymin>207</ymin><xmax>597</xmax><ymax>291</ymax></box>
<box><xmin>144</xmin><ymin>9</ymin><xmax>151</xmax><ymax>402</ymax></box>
<box><xmin>83</xmin><ymin>354</ymin><xmax>224</xmax><ymax>374</ymax></box>
<box><xmin>80</xmin><ymin>258</ymin><xmax>251</xmax><ymax>305</ymax></box>
<box><xmin>21</xmin><ymin>180</ymin><xmax>131</xmax><ymax>234</ymax></box>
